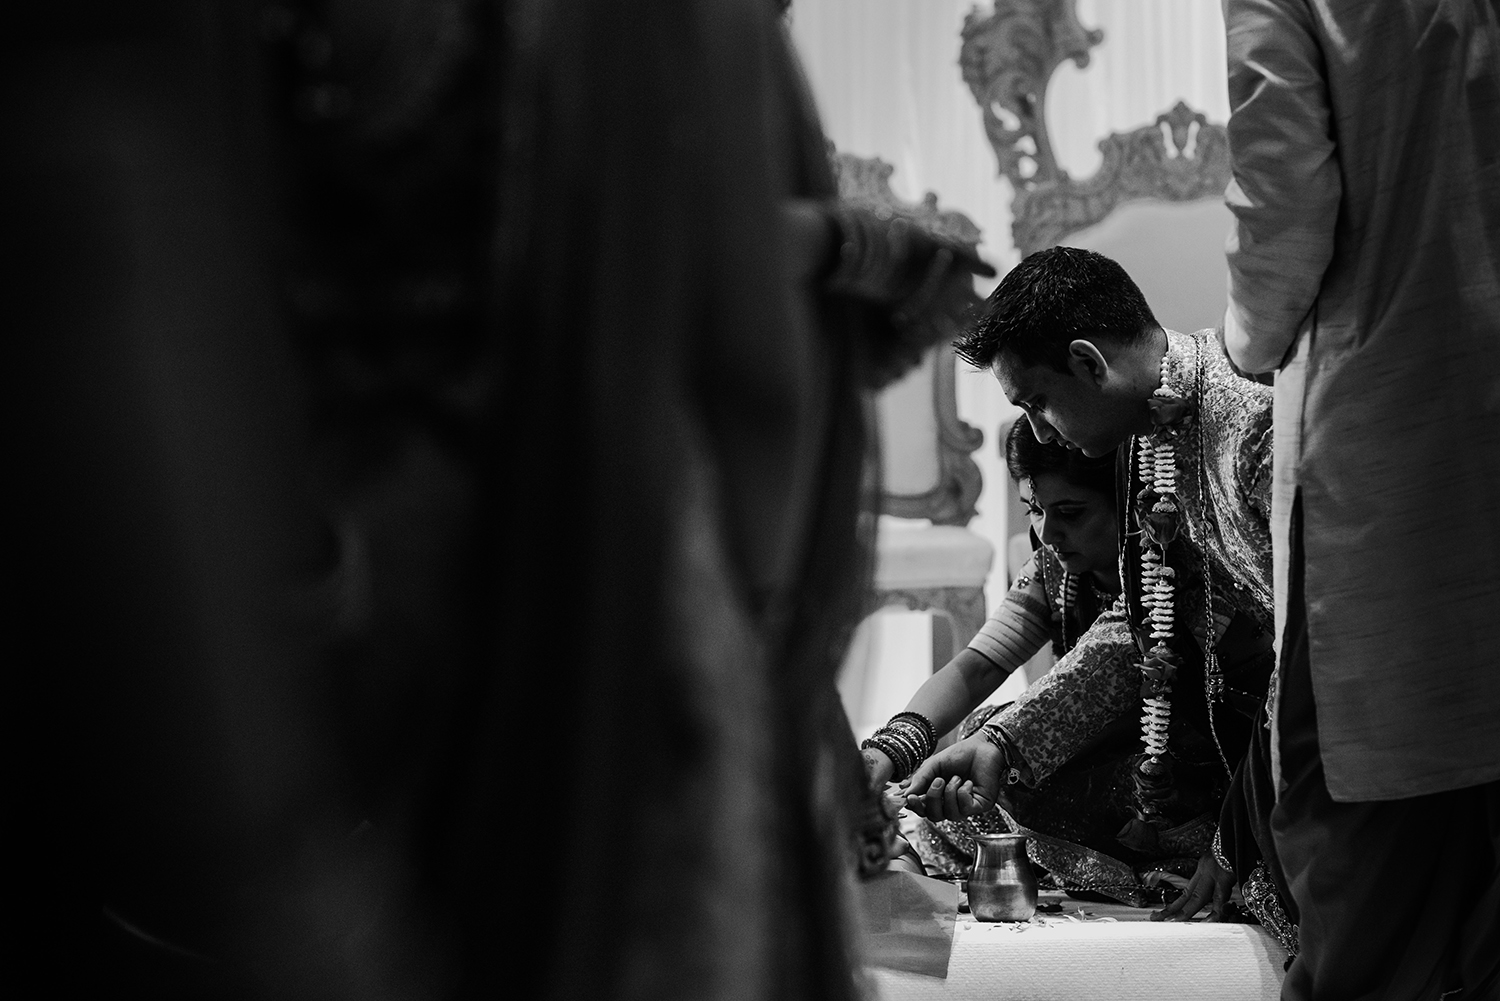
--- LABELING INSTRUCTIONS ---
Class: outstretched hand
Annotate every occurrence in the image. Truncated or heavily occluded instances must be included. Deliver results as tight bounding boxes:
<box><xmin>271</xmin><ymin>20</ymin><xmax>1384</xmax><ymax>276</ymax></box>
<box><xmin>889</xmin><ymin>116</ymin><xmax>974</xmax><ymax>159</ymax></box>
<box><xmin>1148</xmin><ymin>852</ymin><xmax>1234</xmax><ymax>922</ymax></box>
<box><xmin>825</xmin><ymin>204</ymin><xmax>997</xmax><ymax>383</ymax></box>
<box><xmin>901</xmin><ymin>735</ymin><xmax>1007</xmax><ymax>823</ymax></box>
<box><xmin>825</xmin><ymin>204</ymin><xmax>995</xmax><ymax>307</ymax></box>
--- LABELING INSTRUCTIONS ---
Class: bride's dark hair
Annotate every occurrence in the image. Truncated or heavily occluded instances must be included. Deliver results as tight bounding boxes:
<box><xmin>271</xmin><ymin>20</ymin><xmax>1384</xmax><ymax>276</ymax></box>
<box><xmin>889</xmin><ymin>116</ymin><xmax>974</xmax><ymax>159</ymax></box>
<box><xmin>1004</xmin><ymin>419</ymin><xmax>1117</xmax><ymax>499</ymax></box>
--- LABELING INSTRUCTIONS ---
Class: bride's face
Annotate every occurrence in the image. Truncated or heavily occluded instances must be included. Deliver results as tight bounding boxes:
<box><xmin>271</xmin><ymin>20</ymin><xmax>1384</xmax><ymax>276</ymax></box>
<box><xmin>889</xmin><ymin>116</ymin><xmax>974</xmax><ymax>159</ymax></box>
<box><xmin>1021</xmin><ymin>472</ymin><xmax>1117</xmax><ymax>577</ymax></box>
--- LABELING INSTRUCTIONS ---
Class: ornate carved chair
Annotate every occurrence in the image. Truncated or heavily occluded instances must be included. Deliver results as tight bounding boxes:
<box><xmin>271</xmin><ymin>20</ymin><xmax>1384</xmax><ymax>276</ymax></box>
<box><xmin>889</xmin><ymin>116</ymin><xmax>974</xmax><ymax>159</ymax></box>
<box><xmin>832</xmin><ymin>152</ymin><xmax>995</xmax><ymax>671</ymax></box>
<box><xmin>960</xmin><ymin>0</ymin><xmax>1235</xmax><ymax>597</ymax></box>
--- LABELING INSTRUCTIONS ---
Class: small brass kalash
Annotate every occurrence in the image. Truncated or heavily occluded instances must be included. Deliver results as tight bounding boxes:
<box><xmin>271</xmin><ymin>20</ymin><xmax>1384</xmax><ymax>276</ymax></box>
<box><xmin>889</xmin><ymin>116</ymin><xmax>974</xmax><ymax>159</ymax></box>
<box><xmin>968</xmin><ymin>833</ymin><xmax>1038</xmax><ymax>921</ymax></box>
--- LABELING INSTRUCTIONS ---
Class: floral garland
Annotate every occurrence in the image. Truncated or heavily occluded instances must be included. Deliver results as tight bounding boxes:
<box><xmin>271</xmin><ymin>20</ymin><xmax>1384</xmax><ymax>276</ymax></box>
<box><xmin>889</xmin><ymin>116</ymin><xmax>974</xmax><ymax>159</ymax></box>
<box><xmin>1116</xmin><ymin>336</ymin><xmax>1241</xmax><ymax>856</ymax></box>
<box><xmin>1119</xmin><ymin>352</ymin><xmax>1192</xmax><ymax>852</ymax></box>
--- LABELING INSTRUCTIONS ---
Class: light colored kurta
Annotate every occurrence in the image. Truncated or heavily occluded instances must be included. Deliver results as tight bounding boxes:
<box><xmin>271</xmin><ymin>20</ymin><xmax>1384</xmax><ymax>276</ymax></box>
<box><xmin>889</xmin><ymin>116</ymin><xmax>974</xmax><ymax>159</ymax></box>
<box><xmin>1223</xmin><ymin>0</ymin><xmax>1500</xmax><ymax>801</ymax></box>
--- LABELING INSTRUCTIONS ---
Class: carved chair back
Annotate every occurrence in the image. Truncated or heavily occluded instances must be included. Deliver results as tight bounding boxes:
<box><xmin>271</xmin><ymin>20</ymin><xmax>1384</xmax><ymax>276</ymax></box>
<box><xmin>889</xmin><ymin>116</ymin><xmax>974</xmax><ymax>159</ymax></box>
<box><xmin>831</xmin><ymin>151</ymin><xmax>985</xmax><ymax>526</ymax></box>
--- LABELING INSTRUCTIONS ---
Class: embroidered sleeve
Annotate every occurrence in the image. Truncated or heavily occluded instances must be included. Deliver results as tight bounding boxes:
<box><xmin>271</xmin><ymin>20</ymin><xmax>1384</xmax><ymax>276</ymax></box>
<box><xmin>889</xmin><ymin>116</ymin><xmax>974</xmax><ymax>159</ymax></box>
<box><xmin>982</xmin><ymin>594</ymin><xmax>1139</xmax><ymax>785</ymax></box>
<box><xmin>966</xmin><ymin>552</ymin><xmax>1052</xmax><ymax>673</ymax></box>
<box><xmin>1240</xmin><ymin>406</ymin><xmax>1274</xmax><ymax>529</ymax></box>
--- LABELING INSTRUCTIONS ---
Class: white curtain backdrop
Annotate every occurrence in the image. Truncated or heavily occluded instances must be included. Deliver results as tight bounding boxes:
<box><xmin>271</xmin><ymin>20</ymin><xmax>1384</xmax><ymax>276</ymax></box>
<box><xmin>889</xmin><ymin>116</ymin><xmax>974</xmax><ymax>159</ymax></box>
<box><xmin>790</xmin><ymin>1</ymin><xmax>1231</xmax><ymax>733</ymax></box>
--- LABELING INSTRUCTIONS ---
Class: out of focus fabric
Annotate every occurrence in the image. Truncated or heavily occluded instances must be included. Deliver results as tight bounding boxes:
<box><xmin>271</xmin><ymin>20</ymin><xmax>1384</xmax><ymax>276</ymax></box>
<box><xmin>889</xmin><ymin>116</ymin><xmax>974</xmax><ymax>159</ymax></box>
<box><xmin>1223</xmin><ymin>0</ymin><xmax>1500</xmax><ymax>802</ymax></box>
<box><xmin>9</xmin><ymin>1</ymin><xmax>894</xmax><ymax>998</ymax></box>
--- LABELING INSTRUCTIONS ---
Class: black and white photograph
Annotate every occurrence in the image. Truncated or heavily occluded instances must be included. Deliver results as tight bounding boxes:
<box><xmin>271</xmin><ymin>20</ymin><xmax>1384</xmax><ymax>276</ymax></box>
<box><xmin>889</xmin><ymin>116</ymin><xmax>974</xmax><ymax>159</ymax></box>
<box><xmin>8</xmin><ymin>1</ymin><xmax>1497</xmax><ymax>998</ymax></box>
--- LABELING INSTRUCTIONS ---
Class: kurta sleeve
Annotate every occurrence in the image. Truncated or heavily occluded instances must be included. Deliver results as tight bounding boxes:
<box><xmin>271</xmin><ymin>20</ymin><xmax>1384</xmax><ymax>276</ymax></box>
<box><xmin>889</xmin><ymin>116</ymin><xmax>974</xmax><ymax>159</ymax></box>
<box><xmin>1223</xmin><ymin>0</ymin><xmax>1341</xmax><ymax>374</ymax></box>
<box><xmin>981</xmin><ymin>595</ymin><xmax>1139</xmax><ymax>785</ymax></box>
<box><xmin>966</xmin><ymin>552</ymin><xmax>1052</xmax><ymax>673</ymax></box>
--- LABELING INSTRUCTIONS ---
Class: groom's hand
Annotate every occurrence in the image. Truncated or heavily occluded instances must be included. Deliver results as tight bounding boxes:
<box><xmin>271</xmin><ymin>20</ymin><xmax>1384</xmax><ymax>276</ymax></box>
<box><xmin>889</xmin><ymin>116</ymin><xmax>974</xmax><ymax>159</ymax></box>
<box><xmin>902</xmin><ymin>735</ymin><xmax>1006</xmax><ymax>822</ymax></box>
<box><xmin>1149</xmin><ymin>852</ymin><xmax>1234</xmax><ymax>922</ymax></box>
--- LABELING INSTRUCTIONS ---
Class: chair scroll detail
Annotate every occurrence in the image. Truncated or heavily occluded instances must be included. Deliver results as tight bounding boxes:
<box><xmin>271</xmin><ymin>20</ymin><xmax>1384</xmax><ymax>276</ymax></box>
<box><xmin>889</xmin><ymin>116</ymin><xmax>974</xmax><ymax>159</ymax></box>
<box><xmin>1010</xmin><ymin>101</ymin><xmax>1232</xmax><ymax>257</ymax></box>
<box><xmin>832</xmin><ymin>151</ymin><xmax>985</xmax><ymax>527</ymax></box>
<box><xmin>959</xmin><ymin>0</ymin><xmax>1103</xmax><ymax>192</ymax></box>
<box><xmin>831</xmin><ymin>151</ymin><xmax>994</xmax><ymax>660</ymax></box>
<box><xmin>960</xmin><ymin>1</ymin><xmax>1232</xmax><ymax>257</ymax></box>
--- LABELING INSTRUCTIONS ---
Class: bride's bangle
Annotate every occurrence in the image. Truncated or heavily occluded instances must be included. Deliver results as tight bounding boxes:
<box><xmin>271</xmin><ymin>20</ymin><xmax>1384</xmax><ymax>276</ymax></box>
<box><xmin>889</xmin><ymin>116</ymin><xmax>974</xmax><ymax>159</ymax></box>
<box><xmin>862</xmin><ymin>711</ymin><xmax>937</xmax><ymax>781</ymax></box>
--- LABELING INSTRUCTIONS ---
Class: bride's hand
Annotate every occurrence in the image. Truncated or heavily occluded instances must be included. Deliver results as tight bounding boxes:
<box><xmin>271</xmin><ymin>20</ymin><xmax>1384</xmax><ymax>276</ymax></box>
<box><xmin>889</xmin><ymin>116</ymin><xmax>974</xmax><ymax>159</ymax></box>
<box><xmin>863</xmin><ymin>746</ymin><xmax>896</xmax><ymax>790</ymax></box>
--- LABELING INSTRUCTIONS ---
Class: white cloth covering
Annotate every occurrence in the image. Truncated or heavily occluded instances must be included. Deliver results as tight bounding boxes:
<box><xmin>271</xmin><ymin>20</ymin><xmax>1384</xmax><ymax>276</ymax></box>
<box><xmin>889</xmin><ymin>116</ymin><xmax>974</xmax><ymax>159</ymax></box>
<box><xmin>870</xmin><ymin>892</ymin><xmax>1287</xmax><ymax>1001</ymax></box>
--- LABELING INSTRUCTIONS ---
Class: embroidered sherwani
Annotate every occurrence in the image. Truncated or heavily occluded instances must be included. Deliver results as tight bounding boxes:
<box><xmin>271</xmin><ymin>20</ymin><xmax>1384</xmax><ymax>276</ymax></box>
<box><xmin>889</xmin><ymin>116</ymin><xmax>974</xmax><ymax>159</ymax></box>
<box><xmin>987</xmin><ymin>330</ymin><xmax>1274</xmax><ymax>783</ymax></box>
<box><xmin>942</xmin><ymin>331</ymin><xmax>1284</xmax><ymax>924</ymax></box>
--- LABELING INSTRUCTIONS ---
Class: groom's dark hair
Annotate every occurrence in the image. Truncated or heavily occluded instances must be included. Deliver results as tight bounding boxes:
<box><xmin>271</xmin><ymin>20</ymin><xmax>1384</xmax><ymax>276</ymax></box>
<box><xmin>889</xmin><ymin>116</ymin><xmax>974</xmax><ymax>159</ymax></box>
<box><xmin>955</xmin><ymin>246</ymin><xmax>1159</xmax><ymax>373</ymax></box>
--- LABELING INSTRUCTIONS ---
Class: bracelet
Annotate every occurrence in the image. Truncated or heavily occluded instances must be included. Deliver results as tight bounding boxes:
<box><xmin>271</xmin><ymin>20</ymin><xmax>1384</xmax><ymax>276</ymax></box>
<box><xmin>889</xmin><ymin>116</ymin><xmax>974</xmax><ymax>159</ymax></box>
<box><xmin>979</xmin><ymin>723</ymin><xmax>1024</xmax><ymax>785</ymax></box>
<box><xmin>861</xmin><ymin>733</ymin><xmax>915</xmax><ymax>781</ymax></box>
<box><xmin>861</xmin><ymin>711</ymin><xmax>938</xmax><ymax>781</ymax></box>
<box><xmin>889</xmin><ymin>711</ymin><xmax>937</xmax><ymax>751</ymax></box>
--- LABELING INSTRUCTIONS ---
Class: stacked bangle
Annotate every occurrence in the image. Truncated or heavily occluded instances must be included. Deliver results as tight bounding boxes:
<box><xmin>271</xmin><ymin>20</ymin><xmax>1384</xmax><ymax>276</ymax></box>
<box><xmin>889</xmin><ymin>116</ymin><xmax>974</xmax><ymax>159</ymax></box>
<box><xmin>862</xmin><ymin>711</ymin><xmax>938</xmax><ymax>781</ymax></box>
<box><xmin>979</xmin><ymin>723</ymin><xmax>1024</xmax><ymax>786</ymax></box>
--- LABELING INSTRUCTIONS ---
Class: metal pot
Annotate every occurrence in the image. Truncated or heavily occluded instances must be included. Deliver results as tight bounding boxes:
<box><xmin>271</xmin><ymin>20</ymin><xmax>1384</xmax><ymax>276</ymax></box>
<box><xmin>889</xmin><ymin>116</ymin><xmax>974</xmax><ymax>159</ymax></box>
<box><xmin>968</xmin><ymin>832</ymin><xmax>1037</xmax><ymax>921</ymax></box>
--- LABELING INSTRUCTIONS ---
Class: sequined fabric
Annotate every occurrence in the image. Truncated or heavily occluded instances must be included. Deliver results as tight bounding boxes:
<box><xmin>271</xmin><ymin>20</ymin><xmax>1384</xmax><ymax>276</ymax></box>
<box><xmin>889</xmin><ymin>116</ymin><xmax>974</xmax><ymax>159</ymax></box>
<box><xmin>1242</xmin><ymin>861</ymin><xmax>1299</xmax><ymax>956</ymax></box>
<box><xmin>1212</xmin><ymin>827</ymin><xmax>1233</xmax><ymax>874</ymax></box>
<box><xmin>914</xmin><ymin>802</ymin><xmax>1207</xmax><ymax>907</ymax></box>
<box><xmin>1159</xmin><ymin>329</ymin><xmax>1275</xmax><ymax>631</ymax></box>
<box><xmin>983</xmin><ymin>598</ymin><xmax>1140</xmax><ymax>784</ymax></box>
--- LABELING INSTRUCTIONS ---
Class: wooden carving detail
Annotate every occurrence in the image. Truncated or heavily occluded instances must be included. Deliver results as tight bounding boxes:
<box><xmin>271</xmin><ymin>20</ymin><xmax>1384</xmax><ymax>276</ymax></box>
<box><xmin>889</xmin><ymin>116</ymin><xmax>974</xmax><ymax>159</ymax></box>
<box><xmin>832</xmin><ymin>150</ymin><xmax>985</xmax><ymax>527</ymax></box>
<box><xmin>960</xmin><ymin>0</ymin><xmax>1103</xmax><ymax>189</ymax></box>
<box><xmin>1013</xmin><ymin>101</ymin><xmax>1232</xmax><ymax>255</ymax></box>
<box><xmin>832</xmin><ymin>152</ymin><xmax>984</xmax><ymax>248</ymax></box>
<box><xmin>961</xmin><ymin>1</ymin><xmax>1231</xmax><ymax>256</ymax></box>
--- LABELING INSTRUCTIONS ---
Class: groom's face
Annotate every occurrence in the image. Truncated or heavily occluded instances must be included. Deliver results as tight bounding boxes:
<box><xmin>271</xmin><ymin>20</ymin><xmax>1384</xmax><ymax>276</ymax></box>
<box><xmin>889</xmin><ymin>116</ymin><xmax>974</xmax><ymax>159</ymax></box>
<box><xmin>993</xmin><ymin>347</ymin><xmax>1136</xmax><ymax>458</ymax></box>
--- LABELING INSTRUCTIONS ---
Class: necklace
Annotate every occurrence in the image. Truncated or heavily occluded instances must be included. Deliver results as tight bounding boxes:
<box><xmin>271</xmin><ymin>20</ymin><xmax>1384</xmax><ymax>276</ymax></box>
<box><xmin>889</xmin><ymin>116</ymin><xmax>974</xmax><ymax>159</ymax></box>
<box><xmin>1031</xmin><ymin>476</ymin><xmax>1083</xmax><ymax>654</ymax></box>
<box><xmin>1055</xmin><ymin>562</ymin><xmax>1079</xmax><ymax>651</ymax></box>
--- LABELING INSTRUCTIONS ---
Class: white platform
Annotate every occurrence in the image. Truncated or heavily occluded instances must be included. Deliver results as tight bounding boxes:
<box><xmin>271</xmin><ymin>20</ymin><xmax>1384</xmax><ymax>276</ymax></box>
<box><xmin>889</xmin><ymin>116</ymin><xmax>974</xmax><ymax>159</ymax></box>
<box><xmin>869</xmin><ymin>891</ymin><xmax>1288</xmax><ymax>1001</ymax></box>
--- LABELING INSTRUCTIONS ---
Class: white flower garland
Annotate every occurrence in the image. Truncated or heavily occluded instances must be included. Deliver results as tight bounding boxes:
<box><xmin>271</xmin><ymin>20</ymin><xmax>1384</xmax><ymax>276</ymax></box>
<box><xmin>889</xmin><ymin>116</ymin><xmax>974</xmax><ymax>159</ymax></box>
<box><xmin>1124</xmin><ymin>337</ymin><xmax>1237</xmax><ymax>846</ymax></box>
<box><xmin>1139</xmin><ymin>359</ymin><xmax>1182</xmax><ymax>762</ymax></box>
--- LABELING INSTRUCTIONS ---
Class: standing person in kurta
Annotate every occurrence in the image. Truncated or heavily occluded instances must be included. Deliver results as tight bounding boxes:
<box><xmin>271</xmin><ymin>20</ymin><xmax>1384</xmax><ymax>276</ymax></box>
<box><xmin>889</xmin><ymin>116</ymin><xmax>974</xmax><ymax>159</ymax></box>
<box><xmin>1221</xmin><ymin>1</ymin><xmax>1500</xmax><ymax>997</ymax></box>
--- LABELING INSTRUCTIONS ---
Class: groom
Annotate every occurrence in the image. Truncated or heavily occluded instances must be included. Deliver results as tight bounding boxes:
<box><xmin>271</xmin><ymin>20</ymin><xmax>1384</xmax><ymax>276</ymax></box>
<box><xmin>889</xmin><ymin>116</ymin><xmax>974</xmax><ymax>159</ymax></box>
<box><xmin>905</xmin><ymin>246</ymin><xmax>1276</xmax><ymax>919</ymax></box>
